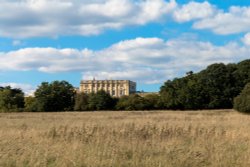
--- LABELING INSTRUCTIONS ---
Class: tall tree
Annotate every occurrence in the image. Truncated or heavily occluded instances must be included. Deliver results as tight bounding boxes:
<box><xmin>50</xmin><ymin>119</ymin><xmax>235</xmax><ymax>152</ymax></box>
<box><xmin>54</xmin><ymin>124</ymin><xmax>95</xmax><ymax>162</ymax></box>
<box><xmin>34</xmin><ymin>81</ymin><xmax>75</xmax><ymax>111</ymax></box>
<box><xmin>0</xmin><ymin>86</ymin><xmax>24</xmax><ymax>112</ymax></box>
<box><xmin>160</xmin><ymin>59</ymin><xmax>250</xmax><ymax>110</ymax></box>
<box><xmin>88</xmin><ymin>90</ymin><xmax>116</xmax><ymax>110</ymax></box>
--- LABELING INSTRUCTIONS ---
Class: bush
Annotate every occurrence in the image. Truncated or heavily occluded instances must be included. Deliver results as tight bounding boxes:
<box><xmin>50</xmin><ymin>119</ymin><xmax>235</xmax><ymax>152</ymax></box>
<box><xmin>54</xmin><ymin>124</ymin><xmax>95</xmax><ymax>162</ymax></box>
<box><xmin>234</xmin><ymin>83</ymin><xmax>250</xmax><ymax>113</ymax></box>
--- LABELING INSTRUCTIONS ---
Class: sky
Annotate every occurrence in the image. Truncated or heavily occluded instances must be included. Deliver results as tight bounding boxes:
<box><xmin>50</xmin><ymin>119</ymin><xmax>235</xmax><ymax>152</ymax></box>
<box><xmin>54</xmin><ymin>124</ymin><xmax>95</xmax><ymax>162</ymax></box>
<box><xmin>0</xmin><ymin>0</ymin><xmax>250</xmax><ymax>95</ymax></box>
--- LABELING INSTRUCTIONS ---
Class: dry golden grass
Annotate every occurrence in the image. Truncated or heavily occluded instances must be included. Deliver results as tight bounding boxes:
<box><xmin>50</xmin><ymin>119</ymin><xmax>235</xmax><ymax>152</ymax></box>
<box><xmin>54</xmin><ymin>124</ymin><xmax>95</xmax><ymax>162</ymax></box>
<box><xmin>0</xmin><ymin>110</ymin><xmax>250</xmax><ymax>167</ymax></box>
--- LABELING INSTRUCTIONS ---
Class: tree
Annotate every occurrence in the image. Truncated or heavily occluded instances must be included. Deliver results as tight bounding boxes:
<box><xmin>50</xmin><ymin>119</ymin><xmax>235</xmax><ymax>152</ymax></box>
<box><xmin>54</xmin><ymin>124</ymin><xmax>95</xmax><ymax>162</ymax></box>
<box><xmin>160</xmin><ymin>75</ymin><xmax>206</xmax><ymax>110</ymax></box>
<box><xmin>116</xmin><ymin>94</ymin><xmax>150</xmax><ymax>110</ymax></box>
<box><xmin>24</xmin><ymin>96</ymin><xmax>38</xmax><ymax>112</ymax></box>
<box><xmin>144</xmin><ymin>94</ymin><xmax>162</xmax><ymax>109</ymax></box>
<box><xmin>0</xmin><ymin>86</ymin><xmax>24</xmax><ymax>112</ymax></box>
<box><xmin>88</xmin><ymin>90</ymin><xmax>116</xmax><ymax>110</ymax></box>
<box><xmin>233</xmin><ymin>60</ymin><xmax>250</xmax><ymax>93</ymax></box>
<box><xmin>115</xmin><ymin>95</ymin><xmax>130</xmax><ymax>110</ymax></box>
<box><xmin>199</xmin><ymin>63</ymin><xmax>236</xmax><ymax>109</ymax></box>
<box><xmin>234</xmin><ymin>83</ymin><xmax>250</xmax><ymax>113</ymax></box>
<box><xmin>34</xmin><ymin>81</ymin><xmax>75</xmax><ymax>111</ymax></box>
<box><xmin>74</xmin><ymin>93</ymin><xmax>89</xmax><ymax>111</ymax></box>
<box><xmin>160</xmin><ymin>59</ymin><xmax>250</xmax><ymax>110</ymax></box>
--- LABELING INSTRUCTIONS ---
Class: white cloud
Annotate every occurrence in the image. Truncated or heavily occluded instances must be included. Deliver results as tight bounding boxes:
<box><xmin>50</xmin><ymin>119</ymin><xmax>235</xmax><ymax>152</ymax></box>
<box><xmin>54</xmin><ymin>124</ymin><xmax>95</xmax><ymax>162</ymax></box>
<box><xmin>0</xmin><ymin>83</ymin><xmax>35</xmax><ymax>96</ymax></box>
<box><xmin>2</xmin><ymin>0</ymin><xmax>250</xmax><ymax>37</ymax></box>
<box><xmin>242</xmin><ymin>33</ymin><xmax>250</xmax><ymax>46</ymax></box>
<box><xmin>193</xmin><ymin>6</ymin><xmax>250</xmax><ymax>35</ymax></box>
<box><xmin>171</xmin><ymin>1</ymin><xmax>250</xmax><ymax>35</ymax></box>
<box><xmin>0</xmin><ymin>0</ymin><xmax>176</xmax><ymax>38</ymax></box>
<box><xmin>173</xmin><ymin>1</ymin><xmax>216</xmax><ymax>22</ymax></box>
<box><xmin>0</xmin><ymin>37</ymin><xmax>249</xmax><ymax>84</ymax></box>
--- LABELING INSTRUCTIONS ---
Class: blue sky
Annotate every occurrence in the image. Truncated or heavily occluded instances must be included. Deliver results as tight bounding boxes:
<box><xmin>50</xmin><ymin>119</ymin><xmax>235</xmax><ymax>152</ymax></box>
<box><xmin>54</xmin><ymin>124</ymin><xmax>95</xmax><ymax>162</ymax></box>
<box><xmin>0</xmin><ymin>0</ymin><xmax>250</xmax><ymax>94</ymax></box>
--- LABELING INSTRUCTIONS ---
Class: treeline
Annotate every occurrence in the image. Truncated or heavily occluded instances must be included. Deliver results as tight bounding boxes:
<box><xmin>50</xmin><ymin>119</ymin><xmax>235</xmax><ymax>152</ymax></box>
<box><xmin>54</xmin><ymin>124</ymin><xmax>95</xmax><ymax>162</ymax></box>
<box><xmin>0</xmin><ymin>81</ymin><xmax>161</xmax><ymax>112</ymax></box>
<box><xmin>74</xmin><ymin>91</ymin><xmax>161</xmax><ymax>111</ymax></box>
<box><xmin>0</xmin><ymin>59</ymin><xmax>250</xmax><ymax>112</ymax></box>
<box><xmin>160</xmin><ymin>59</ymin><xmax>250</xmax><ymax>110</ymax></box>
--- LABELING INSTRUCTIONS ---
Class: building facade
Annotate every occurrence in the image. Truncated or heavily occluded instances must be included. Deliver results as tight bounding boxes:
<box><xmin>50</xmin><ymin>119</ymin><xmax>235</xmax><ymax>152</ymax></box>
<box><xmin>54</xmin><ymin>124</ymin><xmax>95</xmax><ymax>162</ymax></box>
<box><xmin>79</xmin><ymin>79</ymin><xmax>136</xmax><ymax>97</ymax></box>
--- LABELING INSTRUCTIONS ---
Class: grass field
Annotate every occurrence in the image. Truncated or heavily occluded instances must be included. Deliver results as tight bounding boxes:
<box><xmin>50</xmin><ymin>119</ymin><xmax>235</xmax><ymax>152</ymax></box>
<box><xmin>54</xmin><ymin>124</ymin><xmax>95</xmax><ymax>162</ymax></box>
<box><xmin>0</xmin><ymin>110</ymin><xmax>250</xmax><ymax>167</ymax></box>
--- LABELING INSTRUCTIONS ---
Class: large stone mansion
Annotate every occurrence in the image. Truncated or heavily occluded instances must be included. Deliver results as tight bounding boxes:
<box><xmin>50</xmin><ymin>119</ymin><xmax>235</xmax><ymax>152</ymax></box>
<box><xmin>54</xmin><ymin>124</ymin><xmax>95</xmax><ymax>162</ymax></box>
<box><xmin>79</xmin><ymin>79</ymin><xmax>136</xmax><ymax>97</ymax></box>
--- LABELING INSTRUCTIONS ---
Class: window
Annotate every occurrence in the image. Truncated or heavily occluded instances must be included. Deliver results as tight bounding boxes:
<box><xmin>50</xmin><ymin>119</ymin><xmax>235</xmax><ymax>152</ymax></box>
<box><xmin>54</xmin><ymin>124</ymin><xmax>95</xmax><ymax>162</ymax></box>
<box><xmin>112</xmin><ymin>90</ymin><xmax>115</xmax><ymax>96</ymax></box>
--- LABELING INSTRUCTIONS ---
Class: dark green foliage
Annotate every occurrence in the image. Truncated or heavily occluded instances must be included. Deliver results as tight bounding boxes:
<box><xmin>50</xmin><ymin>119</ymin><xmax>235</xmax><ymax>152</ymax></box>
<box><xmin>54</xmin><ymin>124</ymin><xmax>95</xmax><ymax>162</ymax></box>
<box><xmin>160</xmin><ymin>75</ymin><xmax>206</xmax><ymax>110</ymax></box>
<box><xmin>74</xmin><ymin>93</ymin><xmax>89</xmax><ymax>111</ymax></box>
<box><xmin>88</xmin><ymin>90</ymin><xmax>116</xmax><ymax>110</ymax></box>
<box><xmin>198</xmin><ymin>63</ymin><xmax>237</xmax><ymax>108</ymax></box>
<box><xmin>160</xmin><ymin>59</ymin><xmax>250</xmax><ymax>110</ymax></box>
<box><xmin>74</xmin><ymin>91</ymin><xmax>117</xmax><ymax>111</ymax></box>
<box><xmin>144</xmin><ymin>94</ymin><xmax>162</xmax><ymax>109</ymax></box>
<box><xmin>24</xmin><ymin>96</ymin><xmax>38</xmax><ymax>112</ymax></box>
<box><xmin>34</xmin><ymin>81</ymin><xmax>75</xmax><ymax>112</ymax></box>
<box><xmin>0</xmin><ymin>86</ymin><xmax>24</xmax><ymax>112</ymax></box>
<box><xmin>234</xmin><ymin>83</ymin><xmax>250</xmax><ymax>113</ymax></box>
<box><xmin>116</xmin><ymin>94</ymin><xmax>151</xmax><ymax>110</ymax></box>
<box><xmin>233</xmin><ymin>60</ymin><xmax>250</xmax><ymax>92</ymax></box>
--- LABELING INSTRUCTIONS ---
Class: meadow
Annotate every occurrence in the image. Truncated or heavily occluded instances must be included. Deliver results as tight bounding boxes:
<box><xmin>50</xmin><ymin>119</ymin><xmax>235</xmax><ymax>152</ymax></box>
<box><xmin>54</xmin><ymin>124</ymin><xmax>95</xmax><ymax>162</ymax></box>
<box><xmin>0</xmin><ymin>110</ymin><xmax>250</xmax><ymax>167</ymax></box>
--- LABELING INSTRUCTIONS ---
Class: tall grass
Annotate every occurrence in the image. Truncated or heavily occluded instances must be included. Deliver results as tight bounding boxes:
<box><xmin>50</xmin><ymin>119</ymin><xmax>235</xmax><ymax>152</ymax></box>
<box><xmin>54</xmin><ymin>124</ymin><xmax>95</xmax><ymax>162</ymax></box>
<box><xmin>0</xmin><ymin>110</ymin><xmax>250</xmax><ymax>167</ymax></box>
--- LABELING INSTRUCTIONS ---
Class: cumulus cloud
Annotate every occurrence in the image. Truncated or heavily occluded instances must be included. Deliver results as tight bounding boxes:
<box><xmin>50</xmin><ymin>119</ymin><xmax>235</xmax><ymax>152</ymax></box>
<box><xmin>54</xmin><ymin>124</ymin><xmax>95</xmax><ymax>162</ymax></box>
<box><xmin>193</xmin><ymin>6</ymin><xmax>250</xmax><ymax>35</ymax></box>
<box><xmin>0</xmin><ymin>83</ymin><xmax>35</xmax><ymax>96</ymax></box>
<box><xmin>2</xmin><ymin>0</ymin><xmax>250</xmax><ymax>37</ymax></box>
<box><xmin>173</xmin><ymin>1</ymin><xmax>216</xmax><ymax>22</ymax></box>
<box><xmin>171</xmin><ymin>1</ymin><xmax>250</xmax><ymax>35</ymax></box>
<box><xmin>242</xmin><ymin>33</ymin><xmax>250</xmax><ymax>46</ymax></box>
<box><xmin>0</xmin><ymin>0</ymin><xmax>176</xmax><ymax>38</ymax></box>
<box><xmin>0</xmin><ymin>37</ymin><xmax>249</xmax><ymax>84</ymax></box>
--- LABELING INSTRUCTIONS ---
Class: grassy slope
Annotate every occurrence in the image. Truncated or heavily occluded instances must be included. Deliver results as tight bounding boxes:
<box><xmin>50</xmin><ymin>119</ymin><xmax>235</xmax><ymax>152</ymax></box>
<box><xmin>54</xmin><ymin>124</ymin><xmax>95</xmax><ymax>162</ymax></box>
<box><xmin>0</xmin><ymin>110</ymin><xmax>250</xmax><ymax>167</ymax></box>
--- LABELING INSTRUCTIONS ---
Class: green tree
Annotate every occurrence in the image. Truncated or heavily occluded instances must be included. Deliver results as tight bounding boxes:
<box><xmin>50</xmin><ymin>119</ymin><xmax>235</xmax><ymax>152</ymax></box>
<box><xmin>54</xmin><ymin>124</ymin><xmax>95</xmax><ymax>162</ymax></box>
<box><xmin>88</xmin><ymin>90</ymin><xmax>116</xmax><ymax>110</ymax></box>
<box><xmin>160</xmin><ymin>59</ymin><xmax>250</xmax><ymax>110</ymax></box>
<box><xmin>234</xmin><ymin>83</ymin><xmax>250</xmax><ymax>113</ymax></box>
<box><xmin>116</xmin><ymin>94</ymin><xmax>150</xmax><ymax>110</ymax></box>
<box><xmin>199</xmin><ymin>63</ymin><xmax>236</xmax><ymax>109</ymax></box>
<box><xmin>0</xmin><ymin>86</ymin><xmax>24</xmax><ymax>112</ymax></box>
<box><xmin>144</xmin><ymin>94</ymin><xmax>162</xmax><ymax>109</ymax></box>
<box><xmin>115</xmin><ymin>96</ymin><xmax>129</xmax><ymax>110</ymax></box>
<box><xmin>34</xmin><ymin>81</ymin><xmax>75</xmax><ymax>111</ymax></box>
<box><xmin>160</xmin><ymin>75</ymin><xmax>206</xmax><ymax>110</ymax></box>
<box><xmin>74</xmin><ymin>93</ymin><xmax>89</xmax><ymax>111</ymax></box>
<box><xmin>24</xmin><ymin>96</ymin><xmax>39</xmax><ymax>112</ymax></box>
<box><xmin>233</xmin><ymin>59</ymin><xmax>250</xmax><ymax>92</ymax></box>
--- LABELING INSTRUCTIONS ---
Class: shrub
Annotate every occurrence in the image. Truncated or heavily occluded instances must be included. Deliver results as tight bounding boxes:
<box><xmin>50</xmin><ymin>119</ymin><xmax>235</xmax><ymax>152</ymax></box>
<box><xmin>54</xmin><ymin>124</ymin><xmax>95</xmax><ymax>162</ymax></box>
<box><xmin>234</xmin><ymin>83</ymin><xmax>250</xmax><ymax>113</ymax></box>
